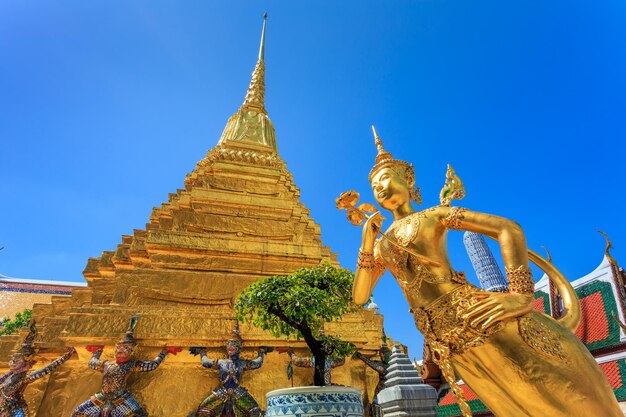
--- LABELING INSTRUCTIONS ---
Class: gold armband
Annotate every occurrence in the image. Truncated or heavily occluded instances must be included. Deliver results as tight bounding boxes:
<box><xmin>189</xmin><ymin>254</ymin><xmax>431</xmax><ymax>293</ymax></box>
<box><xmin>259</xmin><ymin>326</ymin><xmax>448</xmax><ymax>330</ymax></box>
<box><xmin>506</xmin><ymin>265</ymin><xmax>534</xmax><ymax>294</ymax></box>
<box><xmin>357</xmin><ymin>249</ymin><xmax>376</xmax><ymax>270</ymax></box>
<box><xmin>441</xmin><ymin>206</ymin><xmax>467</xmax><ymax>230</ymax></box>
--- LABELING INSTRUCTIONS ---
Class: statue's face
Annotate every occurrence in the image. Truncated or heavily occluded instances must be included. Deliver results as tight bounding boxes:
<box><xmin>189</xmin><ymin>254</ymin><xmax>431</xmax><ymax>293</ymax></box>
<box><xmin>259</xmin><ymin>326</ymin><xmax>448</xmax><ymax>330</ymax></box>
<box><xmin>9</xmin><ymin>354</ymin><xmax>29</xmax><ymax>373</ymax></box>
<box><xmin>371</xmin><ymin>167</ymin><xmax>411</xmax><ymax>210</ymax></box>
<box><xmin>115</xmin><ymin>343</ymin><xmax>135</xmax><ymax>363</ymax></box>
<box><xmin>227</xmin><ymin>341</ymin><xmax>240</xmax><ymax>358</ymax></box>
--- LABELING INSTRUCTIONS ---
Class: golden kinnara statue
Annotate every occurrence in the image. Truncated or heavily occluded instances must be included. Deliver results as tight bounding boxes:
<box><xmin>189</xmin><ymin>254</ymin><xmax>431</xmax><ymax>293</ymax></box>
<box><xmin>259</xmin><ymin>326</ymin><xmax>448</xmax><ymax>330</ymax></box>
<box><xmin>347</xmin><ymin>127</ymin><xmax>622</xmax><ymax>417</ymax></box>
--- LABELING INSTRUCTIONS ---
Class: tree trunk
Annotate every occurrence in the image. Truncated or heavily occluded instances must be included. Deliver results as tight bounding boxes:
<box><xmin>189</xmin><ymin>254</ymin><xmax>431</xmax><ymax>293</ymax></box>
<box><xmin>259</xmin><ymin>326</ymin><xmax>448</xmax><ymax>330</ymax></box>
<box><xmin>313</xmin><ymin>350</ymin><xmax>327</xmax><ymax>386</ymax></box>
<box><xmin>297</xmin><ymin>321</ymin><xmax>328</xmax><ymax>386</ymax></box>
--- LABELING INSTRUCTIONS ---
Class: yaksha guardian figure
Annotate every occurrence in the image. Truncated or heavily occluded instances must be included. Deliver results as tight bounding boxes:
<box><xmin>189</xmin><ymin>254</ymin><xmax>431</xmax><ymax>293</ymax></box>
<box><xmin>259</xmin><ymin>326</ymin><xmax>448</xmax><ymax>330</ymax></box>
<box><xmin>190</xmin><ymin>323</ymin><xmax>271</xmax><ymax>417</ymax></box>
<box><xmin>0</xmin><ymin>321</ymin><xmax>74</xmax><ymax>417</ymax></box>
<box><xmin>353</xmin><ymin>342</ymin><xmax>391</xmax><ymax>416</ymax></box>
<box><xmin>71</xmin><ymin>315</ymin><xmax>178</xmax><ymax>417</ymax></box>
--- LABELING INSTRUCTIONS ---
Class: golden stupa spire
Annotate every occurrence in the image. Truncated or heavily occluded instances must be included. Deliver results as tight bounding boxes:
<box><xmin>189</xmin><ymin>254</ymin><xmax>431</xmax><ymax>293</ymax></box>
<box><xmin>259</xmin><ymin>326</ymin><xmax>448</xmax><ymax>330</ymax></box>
<box><xmin>241</xmin><ymin>13</ymin><xmax>267</xmax><ymax>114</ymax></box>
<box><xmin>217</xmin><ymin>13</ymin><xmax>277</xmax><ymax>152</ymax></box>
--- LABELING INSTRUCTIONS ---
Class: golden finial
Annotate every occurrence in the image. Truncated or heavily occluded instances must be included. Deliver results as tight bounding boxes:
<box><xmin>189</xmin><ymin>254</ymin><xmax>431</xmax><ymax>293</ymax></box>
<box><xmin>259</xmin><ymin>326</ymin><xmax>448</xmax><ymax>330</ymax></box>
<box><xmin>598</xmin><ymin>230</ymin><xmax>614</xmax><ymax>255</ymax></box>
<box><xmin>439</xmin><ymin>164</ymin><xmax>466</xmax><ymax>206</ymax></box>
<box><xmin>541</xmin><ymin>246</ymin><xmax>553</xmax><ymax>264</ymax></box>
<box><xmin>242</xmin><ymin>14</ymin><xmax>267</xmax><ymax>114</ymax></box>
<box><xmin>606</xmin><ymin>232</ymin><xmax>626</xmax><ymax>329</ymax></box>
<box><xmin>598</xmin><ymin>230</ymin><xmax>619</xmax><ymax>268</ymax></box>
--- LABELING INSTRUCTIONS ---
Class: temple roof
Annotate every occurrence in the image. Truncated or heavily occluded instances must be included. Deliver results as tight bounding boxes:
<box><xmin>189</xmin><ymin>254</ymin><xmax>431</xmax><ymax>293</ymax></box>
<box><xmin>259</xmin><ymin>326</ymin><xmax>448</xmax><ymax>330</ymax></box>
<box><xmin>0</xmin><ymin>274</ymin><xmax>86</xmax><ymax>288</ymax></box>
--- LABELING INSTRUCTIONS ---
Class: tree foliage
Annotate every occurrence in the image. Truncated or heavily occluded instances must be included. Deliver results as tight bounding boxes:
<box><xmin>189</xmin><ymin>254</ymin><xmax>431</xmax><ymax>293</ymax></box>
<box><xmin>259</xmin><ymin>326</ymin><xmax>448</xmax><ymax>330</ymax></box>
<box><xmin>1</xmin><ymin>309</ymin><xmax>32</xmax><ymax>336</ymax></box>
<box><xmin>235</xmin><ymin>263</ymin><xmax>359</xmax><ymax>385</ymax></box>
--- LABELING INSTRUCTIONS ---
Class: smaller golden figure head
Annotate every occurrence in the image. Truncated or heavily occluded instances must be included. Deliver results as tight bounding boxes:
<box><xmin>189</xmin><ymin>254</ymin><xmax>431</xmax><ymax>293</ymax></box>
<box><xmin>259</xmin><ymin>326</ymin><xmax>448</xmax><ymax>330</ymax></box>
<box><xmin>368</xmin><ymin>126</ymin><xmax>422</xmax><ymax>208</ymax></box>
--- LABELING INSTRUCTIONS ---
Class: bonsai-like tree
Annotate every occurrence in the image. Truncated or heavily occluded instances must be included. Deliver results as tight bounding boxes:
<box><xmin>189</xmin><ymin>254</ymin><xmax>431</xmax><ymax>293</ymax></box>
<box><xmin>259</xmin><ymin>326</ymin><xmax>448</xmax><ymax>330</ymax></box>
<box><xmin>1</xmin><ymin>308</ymin><xmax>32</xmax><ymax>336</ymax></box>
<box><xmin>235</xmin><ymin>263</ymin><xmax>359</xmax><ymax>386</ymax></box>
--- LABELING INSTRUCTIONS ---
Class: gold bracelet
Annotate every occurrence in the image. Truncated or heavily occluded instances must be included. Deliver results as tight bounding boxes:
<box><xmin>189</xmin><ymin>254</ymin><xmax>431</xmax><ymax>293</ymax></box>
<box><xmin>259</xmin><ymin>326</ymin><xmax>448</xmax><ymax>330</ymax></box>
<box><xmin>506</xmin><ymin>265</ymin><xmax>534</xmax><ymax>294</ymax></box>
<box><xmin>357</xmin><ymin>249</ymin><xmax>376</xmax><ymax>270</ymax></box>
<box><xmin>441</xmin><ymin>206</ymin><xmax>467</xmax><ymax>230</ymax></box>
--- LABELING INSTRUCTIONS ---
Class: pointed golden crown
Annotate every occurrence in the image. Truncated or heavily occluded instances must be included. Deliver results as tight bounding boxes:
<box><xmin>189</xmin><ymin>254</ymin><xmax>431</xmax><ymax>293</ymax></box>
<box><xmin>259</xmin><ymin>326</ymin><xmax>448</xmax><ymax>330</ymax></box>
<box><xmin>117</xmin><ymin>315</ymin><xmax>140</xmax><ymax>346</ymax></box>
<box><xmin>227</xmin><ymin>321</ymin><xmax>243</xmax><ymax>345</ymax></box>
<box><xmin>368</xmin><ymin>126</ymin><xmax>413</xmax><ymax>182</ymax></box>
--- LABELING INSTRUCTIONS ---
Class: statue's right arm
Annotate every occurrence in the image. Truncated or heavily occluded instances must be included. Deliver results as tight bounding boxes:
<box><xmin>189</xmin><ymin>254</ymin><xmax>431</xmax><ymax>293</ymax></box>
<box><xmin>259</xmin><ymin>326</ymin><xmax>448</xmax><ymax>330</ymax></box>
<box><xmin>200</xmin><ymin>352</ymin><xmax>217</xmax><ymax>369</ymax></box>
<box><xmin>88</xmin><ymin>349</ymin><xmax>106</xmax><ymax>372</ymax></box>
<box><xmin>353</xmin><ymin>212</ymin><xmax>386</xmax><ymax>305</ymax></box>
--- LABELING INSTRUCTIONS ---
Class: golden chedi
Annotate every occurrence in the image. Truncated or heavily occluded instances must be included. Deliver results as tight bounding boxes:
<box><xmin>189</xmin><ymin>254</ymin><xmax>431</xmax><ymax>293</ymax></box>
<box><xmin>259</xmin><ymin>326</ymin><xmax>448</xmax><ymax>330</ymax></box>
<box><xmin>349</xmin><ymin>126</ymin><xmax>623</xmax><ymax>417</ymax></box>
<box><xmin>0</xmin><ymin>17</ymin><xmax>384</xmax><ymax>416</ymax></box>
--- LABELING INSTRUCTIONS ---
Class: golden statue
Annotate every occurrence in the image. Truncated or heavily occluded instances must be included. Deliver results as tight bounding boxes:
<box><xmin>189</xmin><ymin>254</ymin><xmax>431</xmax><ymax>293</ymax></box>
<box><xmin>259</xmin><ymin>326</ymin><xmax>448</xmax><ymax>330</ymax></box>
<box><xmin>344</xmin><ymin>126</ymin><xmax>622</xmax><ymax>417</ymax></box>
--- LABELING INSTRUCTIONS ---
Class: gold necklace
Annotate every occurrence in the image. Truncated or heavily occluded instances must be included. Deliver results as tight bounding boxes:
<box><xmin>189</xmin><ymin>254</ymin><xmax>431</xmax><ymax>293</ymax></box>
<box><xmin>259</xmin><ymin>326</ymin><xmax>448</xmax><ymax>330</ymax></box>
<box><xmin>391</xmin><ymin>213</ymin><xmax>419</xmax><ymax>247</ymax></box>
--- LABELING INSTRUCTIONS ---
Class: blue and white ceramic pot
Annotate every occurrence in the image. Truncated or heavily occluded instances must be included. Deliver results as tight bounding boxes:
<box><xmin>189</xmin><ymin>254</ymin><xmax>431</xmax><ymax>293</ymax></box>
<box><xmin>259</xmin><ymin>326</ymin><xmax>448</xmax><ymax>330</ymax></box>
<box><xmin>266</xmin><ymin>386</ymin><xmax>364</xmax><ymax>417</ymax></box>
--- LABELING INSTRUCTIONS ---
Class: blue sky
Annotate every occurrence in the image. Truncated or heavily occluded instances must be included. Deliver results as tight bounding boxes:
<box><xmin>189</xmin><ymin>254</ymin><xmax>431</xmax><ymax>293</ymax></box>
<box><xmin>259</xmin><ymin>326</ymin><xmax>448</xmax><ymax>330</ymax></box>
<box><xmin>1</xmin><ymin>1</ymin><xmax>625</xmax><ymax>359</ymax></box>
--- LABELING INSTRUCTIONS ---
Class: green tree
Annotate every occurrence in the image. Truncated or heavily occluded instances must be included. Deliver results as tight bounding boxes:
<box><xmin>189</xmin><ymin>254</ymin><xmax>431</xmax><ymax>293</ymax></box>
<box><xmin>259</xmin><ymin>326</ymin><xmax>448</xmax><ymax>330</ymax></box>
<box><xmin>1</xmin><ymin>308</ymin><xmax>32</xmax><ymax>336</ymax></box>
<box><xmin>235</xmin><ymin>263</ymin><xmax>359</xmax><ymax>386</ymax></box>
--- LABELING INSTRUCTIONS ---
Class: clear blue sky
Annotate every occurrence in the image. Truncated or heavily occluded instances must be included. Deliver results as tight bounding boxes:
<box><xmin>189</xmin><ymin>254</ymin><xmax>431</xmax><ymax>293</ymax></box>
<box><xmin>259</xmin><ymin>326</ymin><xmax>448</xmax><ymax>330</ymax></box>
<box><xmin>1</xmin><ymin>1</ymin><xmax>625</xmax><ymax>359</ymax></box>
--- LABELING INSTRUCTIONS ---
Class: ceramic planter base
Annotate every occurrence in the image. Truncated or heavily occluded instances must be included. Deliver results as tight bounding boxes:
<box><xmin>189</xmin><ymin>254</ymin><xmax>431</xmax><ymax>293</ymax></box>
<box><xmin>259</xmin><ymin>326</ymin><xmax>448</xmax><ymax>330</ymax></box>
<box><xmin>266</xmin><ymin>386</ymin><xmax>364</xmax><ymax>417</ymax></box>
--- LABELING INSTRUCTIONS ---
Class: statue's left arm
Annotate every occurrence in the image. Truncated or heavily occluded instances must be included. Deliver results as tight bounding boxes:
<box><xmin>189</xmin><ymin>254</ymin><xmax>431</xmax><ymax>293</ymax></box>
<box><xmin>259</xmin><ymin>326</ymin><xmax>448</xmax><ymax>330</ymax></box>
<box><xmin>354</xmin><ymin>352</ymin><xmax>385</xmax><ymax>374</ymax></box>
<box><xmin>27</xmin><ymin>347</ymin><xmax>74</xmax><ymax>381</ymax></box>
<box><xmin>134</xmin><ymin>349</ymin><xmax>168</xmax><ymax>372</ymax></box>
<box><xmin>437</xmin><ymin>206</ymin><xmax>534</xmax><ymax>328</ymax></box>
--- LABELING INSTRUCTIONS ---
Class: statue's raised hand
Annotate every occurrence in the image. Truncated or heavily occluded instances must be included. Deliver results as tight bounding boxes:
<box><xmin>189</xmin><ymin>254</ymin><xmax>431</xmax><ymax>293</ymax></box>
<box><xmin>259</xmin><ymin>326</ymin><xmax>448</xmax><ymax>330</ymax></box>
<box><xmin>258</xmin><ymin>346</ymin><xmax>274</xmax><ymax>354</ymax></box>
<box><xmin>86</xmin><ymin>345</ymin><xmax>104</xmax><ymax>353</ymax></box>
<box><xmin>166</xmin><ymin>346</ymin><xmax>182</xmax><ymax>355</ymax></box>
<box><xmin>189</xmin><ymin>346</ymin><xmax>207</xmax><ymax>356</ymax></box>
<box><xmin>362</xmin><ymin>212</ymin><xmax>382</xmax><ymax>251</ymax></box>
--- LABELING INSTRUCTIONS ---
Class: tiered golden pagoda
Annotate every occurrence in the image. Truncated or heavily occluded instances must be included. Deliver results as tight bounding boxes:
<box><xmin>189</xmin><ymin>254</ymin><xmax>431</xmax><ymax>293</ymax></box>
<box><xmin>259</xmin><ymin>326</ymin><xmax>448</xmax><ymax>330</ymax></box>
<box><xmin>0</xmin><ymin>17</ymin><xmax>385</xmax><ymax>417</ymax></box>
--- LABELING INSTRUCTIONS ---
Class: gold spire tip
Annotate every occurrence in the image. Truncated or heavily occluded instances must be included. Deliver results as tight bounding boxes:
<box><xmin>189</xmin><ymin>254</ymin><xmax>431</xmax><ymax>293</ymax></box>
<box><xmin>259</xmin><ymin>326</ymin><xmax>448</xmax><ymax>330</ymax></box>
<box><xmin>258</xmin><ymin>13</ymin><xmax>267</xmax><ymax>61</ymax></box>
<box><xmin>372</xmin><ymin>125</ymin><xmax>387</xmax><ymax>157</ymax></box>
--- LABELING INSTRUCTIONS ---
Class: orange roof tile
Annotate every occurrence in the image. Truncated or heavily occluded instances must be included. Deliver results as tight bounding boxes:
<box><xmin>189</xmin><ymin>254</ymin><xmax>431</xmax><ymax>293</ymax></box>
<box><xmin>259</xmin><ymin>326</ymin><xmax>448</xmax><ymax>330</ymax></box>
<box><xmin>600</xmin><ymin>360</ymin><xmax>623</xmax><ymax>389</ymax></box>
<box><xmin>534</xmin><ymin>296</ymin><xmax>548</xmax><ymax>313</ymax></box>
<box><xmin>575</xmin><ymin>292</ymin><xmax>609</xmax><ymax>344</ymax></box>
